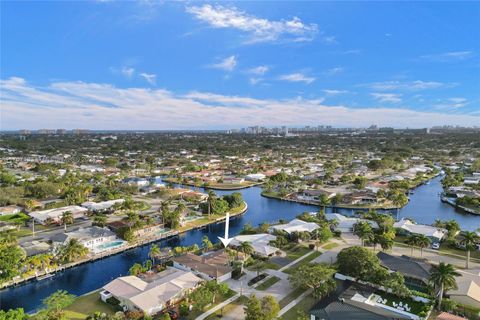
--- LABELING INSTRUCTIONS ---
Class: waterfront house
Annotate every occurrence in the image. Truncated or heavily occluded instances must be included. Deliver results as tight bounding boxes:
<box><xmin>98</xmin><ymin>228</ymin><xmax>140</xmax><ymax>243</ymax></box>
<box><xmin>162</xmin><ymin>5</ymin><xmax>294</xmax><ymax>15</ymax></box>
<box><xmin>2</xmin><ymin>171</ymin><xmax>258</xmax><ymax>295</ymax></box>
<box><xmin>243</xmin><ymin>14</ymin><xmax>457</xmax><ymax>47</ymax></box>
<box><xmin>171</xmin><ymin>250</ymin><xmax>232</xmax><ymax>282</ymax></box>
<box><xmin>245</xmin><ymin>173</ymin><xmax>266</xmax><ymax>181</ymax></box>
<box><xmin>29</xmin><ymin>205</ymin><xmax>88</xmax><ymax>225</ymax></box>
<box><xmin>325</xmin><ymin>213</ymin><xmax>378</xmax><ymax>233</ymax></box>
<box><xmin>51</xmin><ymin>226</ymin><xmax>121</xmax><ymax>252</ymax></box>
<box><xmin>344</xmin><ymin>191</ymin><xmax>378</xmax><ymax>205</ymax></box>
<box><xmin>296</xmin><ymin>189</ymin><xmax>336</xmax><ymax>202</ymax></box>
<box><xmin>377</xmin><ymin>252</ymin><xmax>431</xmax><ymax>289</ymax></box>
<box><xmin>270</xmin><ymin>218</ymin><xmax>320</xmax><ymax>234</ymax></box>
<box><xmin>394</xmin><ymin>218</ymin><xmax>447</xmax><ymax>242</ymax></box>
<box><xmin>230</xmin><ymin>233</ymin><xmax>280</xmax><ymax>257</ymax></box>
<box><xmin>101</xmin><ymin>268</ymin><xmax>202</xmax><ymax>315</ymax></box>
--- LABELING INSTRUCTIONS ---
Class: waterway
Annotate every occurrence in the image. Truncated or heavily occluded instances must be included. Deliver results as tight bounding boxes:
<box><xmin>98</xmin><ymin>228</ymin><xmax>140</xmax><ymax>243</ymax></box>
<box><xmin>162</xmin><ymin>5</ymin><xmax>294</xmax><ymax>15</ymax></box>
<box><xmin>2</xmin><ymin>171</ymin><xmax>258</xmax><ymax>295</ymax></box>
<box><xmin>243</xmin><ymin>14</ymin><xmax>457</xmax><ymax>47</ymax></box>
<box><xmin>0</xmin><ymin>175</ymin><xmax>478</xmax><ymax>312</ymax></box>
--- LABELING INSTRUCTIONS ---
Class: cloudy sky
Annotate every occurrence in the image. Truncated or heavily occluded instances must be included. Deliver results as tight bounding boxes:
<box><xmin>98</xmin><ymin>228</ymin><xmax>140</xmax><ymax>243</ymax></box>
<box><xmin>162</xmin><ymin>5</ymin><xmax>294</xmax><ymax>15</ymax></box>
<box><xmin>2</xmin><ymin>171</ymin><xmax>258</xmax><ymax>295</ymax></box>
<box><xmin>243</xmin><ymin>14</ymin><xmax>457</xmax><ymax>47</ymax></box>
<box><xmin>1</xmin><ymin>1</ymin><xmax>479</xmax><ymax>130</ymax></box>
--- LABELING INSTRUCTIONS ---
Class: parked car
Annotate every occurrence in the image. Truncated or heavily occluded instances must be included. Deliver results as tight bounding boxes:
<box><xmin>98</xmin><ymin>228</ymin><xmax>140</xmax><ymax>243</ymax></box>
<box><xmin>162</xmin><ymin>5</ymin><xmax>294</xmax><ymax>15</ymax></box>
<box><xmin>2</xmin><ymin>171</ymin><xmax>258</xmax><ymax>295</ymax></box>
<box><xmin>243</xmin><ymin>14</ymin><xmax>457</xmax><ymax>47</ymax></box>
<box><xmin>431</xmin><ymin>242</ymin><xmax>440</xmax><ymax>250</ymax></box>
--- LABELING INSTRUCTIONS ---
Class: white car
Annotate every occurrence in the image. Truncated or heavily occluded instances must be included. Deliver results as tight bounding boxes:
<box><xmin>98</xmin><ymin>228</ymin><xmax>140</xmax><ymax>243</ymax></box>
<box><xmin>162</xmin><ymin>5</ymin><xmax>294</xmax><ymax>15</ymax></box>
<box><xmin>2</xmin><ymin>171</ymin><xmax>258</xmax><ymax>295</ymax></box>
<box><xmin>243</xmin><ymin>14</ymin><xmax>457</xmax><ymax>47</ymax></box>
<box><xmin>431</xmin><ymin>242</ymin><xmax>440</xmax><ymax>250</ymax></box>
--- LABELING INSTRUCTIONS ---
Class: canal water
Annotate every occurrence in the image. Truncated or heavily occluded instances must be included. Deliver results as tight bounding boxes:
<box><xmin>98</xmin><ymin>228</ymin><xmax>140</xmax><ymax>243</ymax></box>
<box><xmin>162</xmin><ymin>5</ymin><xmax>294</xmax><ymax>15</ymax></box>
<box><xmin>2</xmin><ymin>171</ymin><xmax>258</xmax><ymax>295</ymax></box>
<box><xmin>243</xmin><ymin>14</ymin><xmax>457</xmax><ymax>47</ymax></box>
<box><xmin>0</xmin><ymin>175</ymin><xmax>478</xmax><ymax>312</ymax></box>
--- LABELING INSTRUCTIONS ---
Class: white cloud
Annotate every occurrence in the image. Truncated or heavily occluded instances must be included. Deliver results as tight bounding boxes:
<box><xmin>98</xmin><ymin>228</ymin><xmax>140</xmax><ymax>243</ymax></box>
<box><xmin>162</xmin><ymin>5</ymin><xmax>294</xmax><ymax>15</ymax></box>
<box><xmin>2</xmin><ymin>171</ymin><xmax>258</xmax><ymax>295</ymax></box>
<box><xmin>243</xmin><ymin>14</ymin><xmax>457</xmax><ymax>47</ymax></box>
<box><xmin>210</xmin><ymin>55</ymin><xmax>237</xmax><ymax>72</ymax></box>
<box><xmin>249</xmin><ymin>78</ymin><xmax>263</xmax><ymax>85</ymax></box>
<box><xmin>140</xmin><ymin>73</ymin><xmax>156</xmax><ymax>85</ymax></box>
<box><xmin>420</xmin><ymin>51</ymin><xmax>473</xmax><ymax>62</ymax></box>
<box><xmin>371</xmin><ymin>93</ymin><xmax>402</xmax><ymax>103</ymax></box>
<box><xmin>366</xmin><ymin>80</ymin><xmax>449</xmax><ymax>91</ymax></box>
<box><xmin>186</xmin><ymin>4</ymin><xmax>318</xmax><ymax>44</ymax></box>
<box><xmin>279</xmin><ymin>73</ymin><xmax>315</xmax><ymax>84</ymax></box>
<box><xmin>322</xmin><ymin>89</ymin><xmax>348</xmax><ymax>95</ymax></box>
<box><xmin>434</xmin><ymin>98</ymin><xmax>468</xmax><ymax>109</ymax></box>
<box><xmin>324</xmin><ymin>67</ymin><xmax>343</xmax><ymax>76</ymax></box>
<box><xmin>121</xmin><ymin>67</ymin><xmax>135</xmax><ymax>78</ymax></box>
<box><xmin>1</xmin><ymin>77</ymin><xmax>479</xmax><ymax>130</ymax></box>
<box><xmin>247</xmin><ymin>65</ymin><xmax>269</xmax><ymax>75</ymax></box>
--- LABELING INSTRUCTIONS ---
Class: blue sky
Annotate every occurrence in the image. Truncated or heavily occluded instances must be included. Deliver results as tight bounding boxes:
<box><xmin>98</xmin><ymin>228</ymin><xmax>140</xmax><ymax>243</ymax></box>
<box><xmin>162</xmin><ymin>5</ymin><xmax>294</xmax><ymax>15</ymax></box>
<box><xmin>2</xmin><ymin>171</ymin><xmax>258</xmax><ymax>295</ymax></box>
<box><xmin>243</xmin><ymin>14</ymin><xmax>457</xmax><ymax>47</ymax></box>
<box><xmin>1</xmin><ymin>1</ymin><xmax>479</xmax><ymax>130</ymax></box>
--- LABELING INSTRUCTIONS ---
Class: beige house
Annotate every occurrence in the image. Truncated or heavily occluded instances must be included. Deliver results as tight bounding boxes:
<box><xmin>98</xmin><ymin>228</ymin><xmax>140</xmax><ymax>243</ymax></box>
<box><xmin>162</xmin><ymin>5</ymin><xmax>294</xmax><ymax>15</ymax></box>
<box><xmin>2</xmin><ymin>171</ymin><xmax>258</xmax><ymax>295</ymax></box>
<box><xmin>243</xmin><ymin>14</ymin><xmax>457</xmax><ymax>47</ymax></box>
<box><xmin>448</xmin><ymin>279</ymin><xmax>480</xmax><ymax>308</ymax></box>
<box><xmin>101</xmin><ymin>268</ymin><xmax>202</xmax><ymax>315</ymax></box>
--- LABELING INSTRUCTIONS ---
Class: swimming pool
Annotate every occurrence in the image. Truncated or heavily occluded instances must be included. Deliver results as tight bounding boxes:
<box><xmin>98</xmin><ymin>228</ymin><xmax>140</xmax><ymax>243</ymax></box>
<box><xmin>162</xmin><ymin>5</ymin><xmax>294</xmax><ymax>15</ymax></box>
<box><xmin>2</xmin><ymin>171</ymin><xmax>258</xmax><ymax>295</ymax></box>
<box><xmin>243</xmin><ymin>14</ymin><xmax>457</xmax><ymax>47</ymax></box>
<box><xmin>94</xmin><ymin>240</ymin><xmax>127</xmax><ymax>252</ymax></box>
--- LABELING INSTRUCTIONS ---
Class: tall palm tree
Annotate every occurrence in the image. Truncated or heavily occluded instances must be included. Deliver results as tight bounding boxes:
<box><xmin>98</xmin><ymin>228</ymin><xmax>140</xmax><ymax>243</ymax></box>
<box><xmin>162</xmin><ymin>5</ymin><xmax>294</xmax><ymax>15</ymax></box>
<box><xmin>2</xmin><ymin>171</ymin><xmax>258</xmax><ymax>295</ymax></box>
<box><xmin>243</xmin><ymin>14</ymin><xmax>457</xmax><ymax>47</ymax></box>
<box><xmin>125</xmin><ymin>211</ymin><xmax>139</xmax><ymax>230</ymax></box>
<box><xmin>202</xmin><ymin>236</ymin><xmax>213</xmax><ymax>253</ymax></box>
<box><xmin>353</xmin><ymin>221</ymin><xmax>374</xmax><ymax>247</ymax></box>
<box><xmin>92</xmin><ymin>214</ymin><xmax>107</xmax><ymax>227</ymax></box>
<box><xmin>59</xmin><ymin>238</ymin><xmax>88</xmax><ymax>263</ymax></box>
<box><xmin>461</xmin><ymin>231</ymin><xmax>480</xmax><ymax>269</ymax></box>
<box><xmin>429</xmin><ymin>262</ymin><xmax>460</xmax><ymax>310</ymax></box>
<box><xmin>149</xmin><ymin>244</ymin><xmax>161</xmax><ymax>266</ymax></box>
<box><xmin>207</xmin><ymin>190</ymin><xmax>216</xmax><ymax>219</ymax></box>
<box><xmin>238</xmin><ymin>241</ymin><xmax>254</xmax><ymax>259</ymax></box>
<box><xmin>61</xmin><ymin>211</ymin><xmax>74</xmax><ymax>231</ymax></box>
<box><xmin>416</xmin><ymin>235</ymin><xmax>431</xmax><ymax>257</ymax></box>
<box><xmin>405</xmin><ymin>234</ymin><xmax>419</xmax><ymax>257</ymax></box>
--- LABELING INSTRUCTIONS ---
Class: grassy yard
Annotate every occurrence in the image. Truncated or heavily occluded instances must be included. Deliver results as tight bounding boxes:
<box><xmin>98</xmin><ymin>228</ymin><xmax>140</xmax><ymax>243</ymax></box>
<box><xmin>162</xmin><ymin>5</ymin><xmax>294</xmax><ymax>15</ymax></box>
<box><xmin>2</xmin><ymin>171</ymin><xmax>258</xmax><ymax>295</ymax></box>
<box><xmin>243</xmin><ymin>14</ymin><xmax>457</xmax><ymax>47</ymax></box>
<box><xmin>280</xmin><ymin>294</ymin><xmax>317</xmax><ymax>320</ymax></box>
<box><xmin>256</xmin><ymin>276</ymin><xmax>281</xmax><ymax>291</ymax></box>
<box><xmin>204</xmin><ymin>295</ymin><xmax>248</xmax><ymax>320</ymax></box>
<box><xmin>322</xmin><ymin>242</ymin><xmax>339</xmax><ymax>250</ymax></box>
<box><xmin>284</xmin><ymin>244</ymin><xmax>311</xmax><ymax>261</ymax></box>
<box><xmin>65</xmin><ymin>290</ymin><xmax>119</xmax><ymax>320</ymax></box>
<box><xmin>283</xmin><ymin>251</ymin><xmax>322</xmax><ymax>274</ymax></box>
<box><xmin>395</xmin><ymin>236</ymin><xmax>480</xmax><ymax>261</ymax></box>
<box><xmin>279</xmin><ymin>288</ymin><xmax>304</xmax><ymax>308</ymax></box>
<box><xmin>185</xmin><ymin>289</ymin><xmax>237</xmax><ymax>320</ymax></box>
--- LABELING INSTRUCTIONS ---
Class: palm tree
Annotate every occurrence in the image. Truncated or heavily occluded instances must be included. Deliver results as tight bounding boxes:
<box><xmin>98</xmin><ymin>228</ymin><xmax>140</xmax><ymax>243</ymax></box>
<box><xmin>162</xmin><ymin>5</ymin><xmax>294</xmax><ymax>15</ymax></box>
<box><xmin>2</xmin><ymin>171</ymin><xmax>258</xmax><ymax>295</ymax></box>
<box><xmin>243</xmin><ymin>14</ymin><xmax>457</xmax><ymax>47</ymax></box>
<box><xmin>59</xmin><ymin>238</ymin><xmax>88</xmax><ymax>263</ymax></box>
<box><xmin>353</xmin><ymin>221</ymin><xmax>374</xmax><ymax>247</ymax></box>
<box><xmin>125</xmin><ymin>211</ymin><xmax>139</xmax><ymax>230</ymax></box>
<box><xmin>416</xmin><ymin>235</ymin><xmax>431</xmax><ymax>257</ymax></box>
<box><xmin>429</xmin><ymin>263</ymin><xmax>460</xmax><ymax>310</ymax></box>
<box><xmin>460</xmin><ymin>231</ymin><xmax>479</xmax><ymax>269</ymax></box>
<box><xmin>202</xmin><ymin>236</ymin><xmax>213</xmax><ymax>253</ymax></box>
<box><xmin>405</xmin><ymin>234</ymin><xmax>419</xmax><ymax>257</ymax></box>
<box><xmin>92</xmin><ymin>214</ymin><xmax>107</xmax><ymax>227</ymax></box>
<box><xmin>318</xmin><ymin>194</ymin><xmax>331</xmax><ymax>211</ymax></box>
<box><xmin>61</xmin><ymin>211</ymin><xmax>74</xmax><ymax>231</ymax></box>
<box><xmin>149</xmin><ymin>244</ymin><xmax>161</xmax><ymax>266</ymax></box>
<box><xmin>238</xmin><ymin>241</ymin><xmax>254</xmax><ymax>259</ymax></box>
<box><xmin>207</xmin><ymin>190</ymin><xmax>216</xmax><ymax>219</ymax></box>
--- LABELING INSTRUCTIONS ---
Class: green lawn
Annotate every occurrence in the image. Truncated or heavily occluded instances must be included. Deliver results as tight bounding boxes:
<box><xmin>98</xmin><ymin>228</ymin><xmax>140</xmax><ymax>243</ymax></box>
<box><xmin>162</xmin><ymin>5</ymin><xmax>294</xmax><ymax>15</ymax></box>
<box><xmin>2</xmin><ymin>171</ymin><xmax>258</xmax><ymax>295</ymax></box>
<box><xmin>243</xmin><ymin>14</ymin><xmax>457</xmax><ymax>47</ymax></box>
<box><xmin>65</xmin><ymin>290</ymin><xmax>119</xmax><ymax>319</ymax></box>
<box><xmin>279</xmin><ymin>288</ymin><xmax>305</xmax><ymax>308</ymax></box>
<box><xmin>284</xmin><ymin>244</ymin><xmax>311</xmax><ymax>261</ymax></box>
<box><xmin>322</xmin><ymin>242</ymin><xmax>339</xmax><ymax>250</ymax></box>
<box><xmin>204</xmin><ymin>295</ymin><xmax>248</xmax><ymax>320</ymax></box>
<box><xmin>280</xmin><ymin>294</ymin><xmax>317</xmax><ymax>320</ymax></box>
<box><xmin>185</xmin><ymin>289</ymin><xmax>237</xmax><ymax>320</ymax></box>
<box><xmin>0</xmin><ymin>212</ymin><xmax>30</xmax><ymax>223</ymax></box>
<box><xmin>283</xmin><ymin>251</ymin><xmax>322</xmax><ymax>274</ymax></box>
<box><xmin>256</xmin><ymin>276</ymin><xmax>281</xmax><ymax>291</ymax></box>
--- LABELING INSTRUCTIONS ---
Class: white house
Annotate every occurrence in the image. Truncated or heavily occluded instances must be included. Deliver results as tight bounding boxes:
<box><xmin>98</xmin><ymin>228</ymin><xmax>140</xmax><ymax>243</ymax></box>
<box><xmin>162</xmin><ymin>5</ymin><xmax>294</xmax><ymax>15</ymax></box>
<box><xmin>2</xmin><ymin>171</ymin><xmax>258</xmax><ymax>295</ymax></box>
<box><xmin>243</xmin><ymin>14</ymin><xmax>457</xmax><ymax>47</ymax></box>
<box><xmin>101</xmin><ymin>268</ymin><xmax>203</xmax><ymax>315</ymax></box>
<box><xmin>0</xmin><ymin>205</ymin><xmax>22</xmax><ymax>216</ymax></box>
<box><xmin>81</xmin><ymin>199</ymin><xmax>125</xmax><ymax>212</ymax></box>
<box><xmin>51</xmin><ymin>226</ymin><xmax>122</xmax><ymax>252</ymax></box>
<box><xmin>230</xmin><ymin>233</ymin><xmax>279</xmax><ymax>257</ymax></box>
<box><xmin>29</xmin><ymin>205</ymin><xmax>88</xmax><ymax>224</ymax></box>
<box><xmin>171</xmin><ymin>250</ymin><xmax>232</xmax><ymax>282</ymax></box>
<box><xmin>245</xmin><ymin>173</ymin><xmax>266</xmax><ymax>181</ymax></box>
<box><xmin>324</xmin><ymin>213</ymin><xmax>378</xmax><ymax>233</ymax></box>
<box><xmin>270</xmin><ymin>219</ymin><xmax>320</xmax><ymax>234</ymax></box>
<box><xmin>394</xmin><ymin>218</ymin><xmax>447</xmax><ymax>241</ymax></box>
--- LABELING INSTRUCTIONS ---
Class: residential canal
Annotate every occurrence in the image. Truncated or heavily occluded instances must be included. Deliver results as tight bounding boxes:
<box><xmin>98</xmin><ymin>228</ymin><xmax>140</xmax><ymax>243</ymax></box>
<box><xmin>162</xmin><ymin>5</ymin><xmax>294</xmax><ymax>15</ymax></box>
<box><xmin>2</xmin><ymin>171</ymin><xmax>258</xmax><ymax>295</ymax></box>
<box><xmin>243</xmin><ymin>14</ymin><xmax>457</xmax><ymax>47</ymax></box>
<box><xmin>0</xmin><ymin>175</ymin><xmax>478</xmax><ymax>312</ymax></box>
